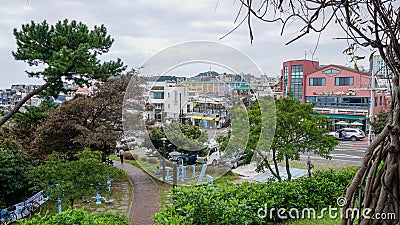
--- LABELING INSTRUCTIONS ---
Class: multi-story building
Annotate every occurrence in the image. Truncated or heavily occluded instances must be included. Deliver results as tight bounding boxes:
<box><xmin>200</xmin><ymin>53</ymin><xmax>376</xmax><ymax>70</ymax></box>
<box><xmin>304</xmin><ymin>64</ymin><xmax>388</xmax><ymax>131</ymax></box>
<box><xmin>261</xmin><ymin>75</ymin><xmax>282</xmax><ymax>98</ymax></box>
<box><xmin>190</xmin><ymin>96</ymin><xmax>229</xmax><ymax>129</ymax></box>
<box><xmin>280</xmin><ymin>59</ymin><xmax>390</xmax><ymax>131</ymax></box>
<box><xmin>183</xmin><ymin>80</ymin><xmax>247</xmax><ymax>97</ymax></box>
<box><xmin>147</xmin><ymin>81</ymin><xmax>192</xmax><ymax>122</ymax></box>
<box><xmin>281</xmin><ymin>60</ymin><xmax>320</xmax><ymax>101</ymax></box>
<box><xmin>369</xmin><ymin>55</ymin><xmax>392</xmax><ymax>90</ymax></box>
<box><xmin>0</xmin><ymin>83</ymin><xmax>92</xmax><ymax>109</ymax></box>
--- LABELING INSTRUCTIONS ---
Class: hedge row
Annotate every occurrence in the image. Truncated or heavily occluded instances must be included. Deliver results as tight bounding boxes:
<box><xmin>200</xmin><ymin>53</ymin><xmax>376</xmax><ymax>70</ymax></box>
<box><xmin>153</xmin><ymin>167</ymin><xmax>357</xmax><ymax>224</ymax></box>
<box><xmin>19</xmin><ymin>208</ymin><xmax>129</xmax><ymax>225</ymax></box>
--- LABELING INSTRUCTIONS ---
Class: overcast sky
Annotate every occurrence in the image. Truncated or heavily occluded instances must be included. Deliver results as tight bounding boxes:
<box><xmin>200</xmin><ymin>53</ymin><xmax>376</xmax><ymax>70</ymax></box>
<box><xmin>0</xmin><ymin>0</ymin><xmax>371</xmax><ymax>89</ymax></box>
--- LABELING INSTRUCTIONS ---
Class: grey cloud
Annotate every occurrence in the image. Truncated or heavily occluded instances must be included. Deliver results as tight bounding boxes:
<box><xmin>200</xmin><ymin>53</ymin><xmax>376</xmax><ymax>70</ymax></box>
<box><xmin>0</xmin><ymin>0</ymin><xmax>363</xmax><ymax>88</ymax></box>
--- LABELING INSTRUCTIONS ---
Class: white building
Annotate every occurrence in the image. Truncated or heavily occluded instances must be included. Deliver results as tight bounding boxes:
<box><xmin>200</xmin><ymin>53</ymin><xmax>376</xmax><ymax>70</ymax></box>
<box><xmin>148</xmin><ymin>81</ymin><xmax>193</xmax><ymax>122</ymax></box>
<box><xmin>369</xmin><ymin>55</ymin><xmax>392</xmax><ymax>90</ymax></box>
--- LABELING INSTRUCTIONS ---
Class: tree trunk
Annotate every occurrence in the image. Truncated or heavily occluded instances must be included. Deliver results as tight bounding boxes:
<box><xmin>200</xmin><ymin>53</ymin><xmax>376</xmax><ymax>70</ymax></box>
<box><xmin>272</xmin><ymin>148</ymin><xmax>282</xmax><ymax>181</ymax></box>
<box><xmin>342</xmin><ymin>67</ymin><xmax>400</xmax><ymax>225</ymax></box>
<box><xmin>265</xmin><ymin>160</ymin><xmax>279</xmax><ymax>180</ymax></box>
<box><xmin>285</xmin><ymin>156</ymin><xmax>292</xmax><ymax>181</ymax></box>
<box><xmin>0</xmin><ymin>82</ymin><xmax>51</xmax><ymax>127</ymax></box>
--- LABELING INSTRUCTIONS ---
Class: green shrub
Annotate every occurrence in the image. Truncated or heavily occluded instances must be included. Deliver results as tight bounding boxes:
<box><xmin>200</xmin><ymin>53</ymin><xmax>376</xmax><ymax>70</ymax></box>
<box><xmin>19</xmin><ymin>208</ymin><xmax>130</xmax><ymax>225</ymax></box>
<box><xmin>153</xmin><ymin>167</ymin><xmax>357</xmax><ymax>224</ymax></box>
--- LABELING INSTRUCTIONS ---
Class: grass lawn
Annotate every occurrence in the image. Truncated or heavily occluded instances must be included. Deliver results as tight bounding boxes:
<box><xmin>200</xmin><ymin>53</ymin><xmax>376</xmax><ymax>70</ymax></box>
<box><xmin>213</xmin><ymin>171</ymin><xmax>239</xmax><ymax>184</ymax></box>
<box><xmin>120</xmin><ymin>154</ymin><xmax>239</xmax><ymax>206</ymax></box>
<box><xmin>282</xmin><ymin>159</ymin><xmax>355</xmax><ymax>171</ymax></box>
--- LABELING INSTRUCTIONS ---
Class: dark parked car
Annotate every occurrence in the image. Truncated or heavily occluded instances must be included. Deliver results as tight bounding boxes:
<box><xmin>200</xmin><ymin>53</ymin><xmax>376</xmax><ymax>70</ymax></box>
<box><xmin>178</xmin><ymin>154</ymin><xmax>197</xmax><ymax>165</ymax></box>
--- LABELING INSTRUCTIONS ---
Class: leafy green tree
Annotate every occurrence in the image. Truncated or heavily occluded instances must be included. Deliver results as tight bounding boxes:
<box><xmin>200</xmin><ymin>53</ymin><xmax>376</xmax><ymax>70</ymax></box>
<box><xmin>19</xmin><ymin>208</ymin><xmax>130</xmax><ymax>225</ymax></box>
<box><xmin>0</xmin><ymin>107</ymin><xmax>5</xmax><ymax>116</ymax></box>
<box><xmin>216</xmin><ymin>132</ymin><xmax>229</xmax><ymax>152</ymax></box>
<box><xmin>30</xmin><ymin>74</ymin><xmax>132</xmax><ymax>161</ymax></box>
<box><xmin>30</xmin><ymin>149</ymin><xmax>124</xmax><ymax>207</ymax></box>
<box><xmin>217</xmin><ymin>97</ymin><xmax>335</xmax><ymax>181</ymax></box>
<box><xmin>0</xmin><ymin>19</ymin><xmax>126</xmax><ymax>127</ymax></box>
<box><xmin>143</xmin><ymin>123</ymin><xmax>208</xmax><ymax>155</ymax></box>
<box><xmin>370</xmin><ymin>111</ymin><xmax>388</xmax><ymax>134</ymax></box>
<box><xmin>254</xmin><ymin>98</ymin><xmax>337</xmax><ymax>181</ymax></box>
<box><xmin>2</xmin><ymin>100</ymin><xmax>55</xmax><ymax>151</ymax></box>
<box><xmin>0</xmin><ymin>137</ymin><xmax>33</xmax><ymax>208</ymax></box>
<box><xmin>216</xmin><ymin>97</ymin><xmax>276</xmax><ymax>165</ymax></box>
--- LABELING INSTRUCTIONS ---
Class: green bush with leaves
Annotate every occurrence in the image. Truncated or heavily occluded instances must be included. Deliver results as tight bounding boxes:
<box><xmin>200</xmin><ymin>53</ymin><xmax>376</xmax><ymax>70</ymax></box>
<box><xmin>19</xmin><ymin>208</ymin><xmax>129</xmax><ymax>225</ymax></box>
<box><xmin>153</xmin><ymin>167</ymin><xmax>357</xmax><ymax>224</ymax></box>
<box><xmin>0</xmin><ymin>137</ymin><xmax>33</xmax><ymax>208</ymax></box>
<box><xmin>30</xmin><ymin>149</ymin><xmax>125</xmax><ymax>207</ymax></box>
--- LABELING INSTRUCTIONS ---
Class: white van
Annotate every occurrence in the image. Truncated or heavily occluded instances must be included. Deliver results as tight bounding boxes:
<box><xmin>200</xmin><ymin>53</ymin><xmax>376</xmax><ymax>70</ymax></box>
<box><xmin>196</xmin><ymin>140</ymin><xmax>221</xmax><ymax>166</ymax></box>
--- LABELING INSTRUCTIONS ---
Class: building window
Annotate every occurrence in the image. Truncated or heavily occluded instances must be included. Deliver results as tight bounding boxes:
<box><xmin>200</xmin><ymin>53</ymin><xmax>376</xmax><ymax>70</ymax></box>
<box><xmin>168</xmin><ymin>103</ymin><xmax>170</xmax><ymax>109</ymax></box>
<box><xmin>153</xmin><ymin>92</ymin><xmax>164</xmax><ymax>99</ymax></box>
<box><xmin>283</xmin><ymin>66</ymin><xmax>288</xmax><ymax>97</ymax></box>
<box><xmin>290</xmin><ymin>65</ymin><xmax>303</xmax><ymax>101</ymax></box>
<box><xmin>322</xmin><ymin>68</ymin><xmax>341</xmax><ymax>74</ymax></box>
<box><xmin>305</xmin><ymin>96</ymin><xmax>314</xmax><ymax>103</ymax></box>
<box><xmin>380</xmin><ymin>96</ymin><xmax>382</xmax><ymax>105</ymax></box>
<box><xmin>174</xmin><ymin>90</ymin><xmax>178</xmax><ymax>105</ymax></box>
<box><xmin>335</xmin><ymin>77</ymin><xmax>354</xmax><ymax>86</ymax></box>
<box><xmin>339</xmin><ymin>97</ymin><xmax>369</xmax><ymax>107</ymax></box>
<box><xmin>309</xmin><ymin>78</ymin><xmax>326</xmax><ymax>86</ymax></box>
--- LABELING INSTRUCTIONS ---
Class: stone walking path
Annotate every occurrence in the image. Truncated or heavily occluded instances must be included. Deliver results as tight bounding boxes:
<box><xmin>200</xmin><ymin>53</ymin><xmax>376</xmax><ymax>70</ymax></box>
<box><xmin>114</xmin><ymin>161</ymin><xmax>161</xmax><ymax>225</ymax></box>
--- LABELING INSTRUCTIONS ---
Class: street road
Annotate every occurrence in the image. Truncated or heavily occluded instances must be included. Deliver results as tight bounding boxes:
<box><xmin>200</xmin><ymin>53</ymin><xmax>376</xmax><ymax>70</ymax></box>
<box><xmin>208</xmin><ymin>128</ymin><xmax>369</xmax><ymax>166</ymax></box>
<box><xmin>305</xmin><ymin>139</ymin><xmax>369</xmax><ymax>166</ymax></box>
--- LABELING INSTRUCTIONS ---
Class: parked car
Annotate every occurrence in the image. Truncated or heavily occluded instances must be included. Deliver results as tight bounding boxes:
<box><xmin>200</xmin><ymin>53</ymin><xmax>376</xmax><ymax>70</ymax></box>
<box><xmin>196</xmin><ymin>140</ymin><xmax>221</xmax><ymax>166</ymax></box>
<box><xmin>177</xmin><ymin>154</ymin><xmax>197</xmax><ymax>165</ymax></box>
<box><xmin>219</xmin><ymin>150</ymin><xmax>245</xmax><ymax>168</ymax></box>
<box><xmin>328</xmin><ymin>131</ymin><xmax>337</xmax><ymax>137</ymax></box>
<box><xmin>334</xmin><ymin>128</ymin><xmax>366</xmax><ymax>141</ymax></box>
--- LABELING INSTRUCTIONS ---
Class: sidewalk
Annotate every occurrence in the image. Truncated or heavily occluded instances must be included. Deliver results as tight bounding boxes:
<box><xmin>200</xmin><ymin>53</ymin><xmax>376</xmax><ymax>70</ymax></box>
<box><xmin>114</xmin><ymin>161</ymin><xmax>161</xmax><ymax>225</ymax></box>
<box><xmin>350</xmin><ymin>139</ymin><xmax>369</xmax><ymax>148</ymax></box>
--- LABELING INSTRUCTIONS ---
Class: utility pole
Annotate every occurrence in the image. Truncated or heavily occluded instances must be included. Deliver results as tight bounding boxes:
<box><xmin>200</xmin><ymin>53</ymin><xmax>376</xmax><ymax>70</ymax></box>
<box><xmin>179</xmin><ymin>92</ymin><xmax>182</xmax><ymax>124</ymax></box>
<box><xmin>161</xmin><ymin>137</ymin><xmax>167</xmax><ymax>183</ymax></box>
<box><xmin>368</xmin><ymin>72</ymin><xmax>376</xmax><ymax>146</ymax></box>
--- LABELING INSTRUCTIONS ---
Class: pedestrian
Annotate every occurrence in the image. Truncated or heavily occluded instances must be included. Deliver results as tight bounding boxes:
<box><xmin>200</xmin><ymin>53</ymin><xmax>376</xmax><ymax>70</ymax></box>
<box><xmin>341</xmin><ymin>130</ymin><xmax>346</xmax><ymax>141</ymax></box>
<box><xmin>119</xmin><ymin>149</ymin><xmax>124</xmax><ymax>164</ymax></box>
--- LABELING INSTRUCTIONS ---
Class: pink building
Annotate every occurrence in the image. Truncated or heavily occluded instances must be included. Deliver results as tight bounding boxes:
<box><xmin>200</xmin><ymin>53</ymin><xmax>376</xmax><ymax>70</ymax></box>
<box><xmin>304</xmin><ymin>64</ymin><xmax>388</xmax><ymax>131</ymax></box>
<box><xmin>281</xmin><ymin>59</ymin><xmax>319</xmax><ymax>102</ymax></box>
<box><xmin>281</xmin><ymin>60</ymin><xmax>389</xmax><ymax>131</ymax></box>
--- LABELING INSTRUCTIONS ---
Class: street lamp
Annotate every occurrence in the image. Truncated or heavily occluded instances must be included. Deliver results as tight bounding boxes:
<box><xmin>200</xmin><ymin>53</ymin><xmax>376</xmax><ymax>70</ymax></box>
<box><xmin>169</xmin><ymin>151</ymin><xmax>181</xmax><ymax>188</ymax></box>
<box><xmin>160</xmin><ymin>137</ymin><xmax>167</xmax><ymax>182</ymax></box>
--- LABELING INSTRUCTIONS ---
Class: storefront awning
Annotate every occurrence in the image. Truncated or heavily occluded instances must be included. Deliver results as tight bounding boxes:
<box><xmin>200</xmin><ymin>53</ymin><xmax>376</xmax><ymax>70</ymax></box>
<box><xmin>314</xmin><ymin>114</ymin><xmax>367</xmax><ymax>120</ymax></box>
<box><xmin>192</xmin><ymin>116</ymin><xmax>203</xmax><ymax>120</ymax></box>
<box><xmin>204</xmin><ymin>117</ymin><xmax>214</xmax><ymax>121</ymax></box>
